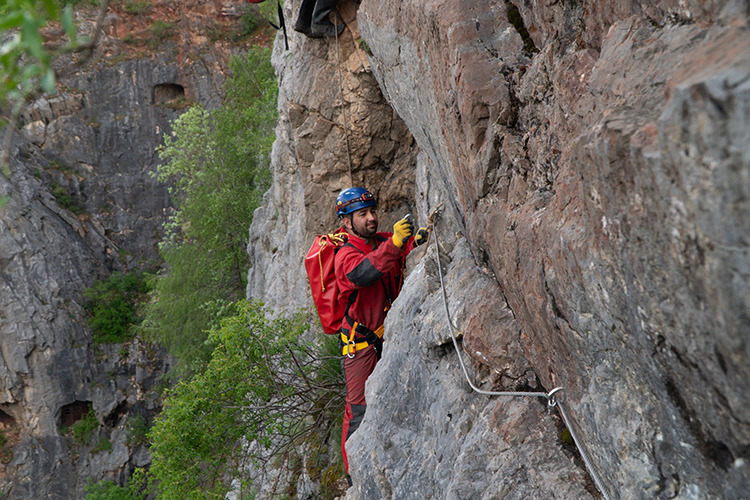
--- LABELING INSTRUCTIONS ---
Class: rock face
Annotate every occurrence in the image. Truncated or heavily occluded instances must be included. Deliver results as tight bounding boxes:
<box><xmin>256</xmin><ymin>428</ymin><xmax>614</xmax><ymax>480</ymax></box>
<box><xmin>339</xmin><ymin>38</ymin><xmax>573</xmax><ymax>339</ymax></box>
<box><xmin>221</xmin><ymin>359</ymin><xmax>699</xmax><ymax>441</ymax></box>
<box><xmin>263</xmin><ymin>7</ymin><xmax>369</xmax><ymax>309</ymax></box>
<box><xmin>1</xmin><ymin>0</ymin><xmax>747</xmax><ymax>496</ymax></box>
<box><xmin>0</xmin><ymin>133</ymin><xmax>171</xmax><ymax>499</ymax></box>
<box><xmin>249</xmin><ymin>0</ymin><xmax>750</xmax><ymax>498</ymax></box>
<box><xmin>0</xmin><ymin>2</ymin><xmax>249</xmax><ymax>497</ymax></box>
<box><xmin>247</xmin><ymin>0</ymin><xmax>419</xmax><ymax>311</ymax></box>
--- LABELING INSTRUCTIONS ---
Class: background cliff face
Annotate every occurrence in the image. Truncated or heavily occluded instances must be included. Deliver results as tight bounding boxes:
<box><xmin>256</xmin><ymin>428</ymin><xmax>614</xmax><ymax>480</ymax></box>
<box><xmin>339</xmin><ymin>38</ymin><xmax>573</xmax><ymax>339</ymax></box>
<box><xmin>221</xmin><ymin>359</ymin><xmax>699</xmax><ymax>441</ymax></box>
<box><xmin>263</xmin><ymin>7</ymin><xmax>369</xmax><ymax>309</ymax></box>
<box><xmin>0</xmin><ymin>2</ymin><xmax>255</xmax><ymax>497</ymax></box>
<box><xmin>1</xmin><ymin>0</ymin><xmax>747</xmax><ymax>497</ymax></box>
<box><xmin>250</xmin><ymin>0</ymin><xmax>750</xmax><ymax>498</ymax></box>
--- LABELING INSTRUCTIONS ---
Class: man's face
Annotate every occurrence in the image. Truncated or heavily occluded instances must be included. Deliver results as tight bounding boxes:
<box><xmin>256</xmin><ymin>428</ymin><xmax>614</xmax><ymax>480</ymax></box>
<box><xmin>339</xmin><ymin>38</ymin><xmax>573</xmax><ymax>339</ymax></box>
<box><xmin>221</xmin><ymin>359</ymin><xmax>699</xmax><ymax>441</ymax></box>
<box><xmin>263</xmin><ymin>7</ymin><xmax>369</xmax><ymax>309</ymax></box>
<box><xmin>348</xmin><ymin>206</ymin><xmax>378</xmax><ymax>238</ymax></box>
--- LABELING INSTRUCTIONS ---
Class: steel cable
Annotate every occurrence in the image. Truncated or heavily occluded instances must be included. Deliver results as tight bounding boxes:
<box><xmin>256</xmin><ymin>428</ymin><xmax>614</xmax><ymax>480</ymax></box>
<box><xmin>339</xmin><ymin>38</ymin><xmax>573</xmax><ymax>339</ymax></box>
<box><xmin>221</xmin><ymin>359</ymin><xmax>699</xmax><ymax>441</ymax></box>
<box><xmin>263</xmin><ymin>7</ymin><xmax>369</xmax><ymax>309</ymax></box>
<box><xmin>429</xmin><ymin>208</ymin><xmax>611</xmax><ymax>500</ymax></box>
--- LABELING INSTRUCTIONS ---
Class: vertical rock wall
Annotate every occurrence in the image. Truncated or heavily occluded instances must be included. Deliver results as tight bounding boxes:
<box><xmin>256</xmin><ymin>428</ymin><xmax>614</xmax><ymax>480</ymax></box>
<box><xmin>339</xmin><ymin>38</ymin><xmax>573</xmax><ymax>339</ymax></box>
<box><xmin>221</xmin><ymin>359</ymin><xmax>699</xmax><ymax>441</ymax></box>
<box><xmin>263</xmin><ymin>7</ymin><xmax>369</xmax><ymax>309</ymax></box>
<box><xmin>249</xmin><ymin>0</ymin><xmax>750</xmax><ymax>498</ymax></box>
<box><xmin>0</xmin><ymin>57</ymin><xmax>179</xmax><ymax>496</ymax></box>
<box><xmin>0</xmin><ymin>2</ymin><xmax>244</xmax><ymax>497</ymax></box>
<box><xmin>355</xmin><ymin>0</ymin><xmax>750</xmax><ymax>498</ymax></box>
<box><xmin>247</xmin><ymin>1</ymin><xmax>419</xmax><ymax>311</ymax></box>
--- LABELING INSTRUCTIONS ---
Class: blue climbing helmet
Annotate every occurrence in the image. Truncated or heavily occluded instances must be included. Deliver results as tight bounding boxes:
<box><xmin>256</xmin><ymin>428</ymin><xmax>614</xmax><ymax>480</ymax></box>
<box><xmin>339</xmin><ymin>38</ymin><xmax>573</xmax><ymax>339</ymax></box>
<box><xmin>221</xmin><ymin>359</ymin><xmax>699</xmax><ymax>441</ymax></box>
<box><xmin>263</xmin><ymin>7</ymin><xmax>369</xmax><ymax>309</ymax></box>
<box><xmin>335</xmin><ymin>187</ymin><xmax>377</xmax><ymax>217</ymax></box>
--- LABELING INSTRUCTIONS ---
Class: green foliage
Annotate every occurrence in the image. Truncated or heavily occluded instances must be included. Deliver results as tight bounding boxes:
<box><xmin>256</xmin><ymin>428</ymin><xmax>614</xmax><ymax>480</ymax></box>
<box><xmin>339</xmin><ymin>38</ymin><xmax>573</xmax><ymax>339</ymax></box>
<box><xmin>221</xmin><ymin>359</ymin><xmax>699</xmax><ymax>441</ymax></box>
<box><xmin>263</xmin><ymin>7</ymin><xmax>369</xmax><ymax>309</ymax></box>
<box><xmin>93</xmin><ymin>437</ymin><xmax>112</xmax><ymax>453</ymax></box>
<box><xmin>147</xmin><ymin>20</ymin><xmax>174</xmax><ymax>48</ymax></box>
<box><xmin>50</xmin><ymin>181</ymin><xmax>86</xmax><ymax>213</ymax></box>
<box><xmin>84</xmin><ymin>271</ymin><xmax>151</xmax><ymax>344</ymax></box>
<box><xmin>147</xmin><ymin>300</ymin><xmax>344</xmax><ymax>499</ymax></box>
<box><xmin>122</xmin><ymin>0</ymin><xmax>149</xmax><ymax>15</ymax></box>
<box><xmin>126</xmin><ymin>414</ymin><xmax>149</xmax><ymax>447</ymax></box>
<box><xmin>60</xmin><ymin>0</ymin><xmax>100</xmax><ymax>6</ymax></box>
<box><xmin>0</xmin><ymin>431</ymin><xmax>6</xmax><ymax>448</ymax></box>
<box><xmin>142</xmin><ymin>246</ymin><xmax>241</xmax><ymax>373</ymax></box>
<box><xmin>84</xmin><ymin>468</ymin><xmax>148</xmax><ymax>500</ymax></box>
<box><xmin>256</xmin><ymin>0</ymin><xmax>280</xmax><ymax>21</ymax></box>
<box><xmin>0</xmin><ymin>0</ymin><xmax>86</xmax><ymax>107</ymax></box>
<box><xmin>235</xmin><ymin>7</ymin><xmax>259</xmax><ymax>40</ymax></box>
<box><xmin>357</xmin><ymin>37</ymin><xmax>372</xmax><ymax>56</ymax></box>
<box><xmin>70</xmin><ymin>404</ymin><xmax>99</xmax><ymax>445</ymax></box>
<box><xmin>144</xmin><ymin>47</ymin><xmax>276</xmax><ymax>372</ymax></box>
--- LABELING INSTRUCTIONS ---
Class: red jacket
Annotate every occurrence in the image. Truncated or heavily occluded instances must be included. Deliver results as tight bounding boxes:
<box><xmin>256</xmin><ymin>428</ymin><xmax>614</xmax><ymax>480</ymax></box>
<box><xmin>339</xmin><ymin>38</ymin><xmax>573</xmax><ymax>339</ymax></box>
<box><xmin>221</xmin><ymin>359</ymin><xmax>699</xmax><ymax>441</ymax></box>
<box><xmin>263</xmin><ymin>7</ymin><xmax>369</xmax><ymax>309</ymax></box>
<box><xmin>335</xmin><ymin>232</ymin><xmax>416</xmax><ymax>332</ymax></box>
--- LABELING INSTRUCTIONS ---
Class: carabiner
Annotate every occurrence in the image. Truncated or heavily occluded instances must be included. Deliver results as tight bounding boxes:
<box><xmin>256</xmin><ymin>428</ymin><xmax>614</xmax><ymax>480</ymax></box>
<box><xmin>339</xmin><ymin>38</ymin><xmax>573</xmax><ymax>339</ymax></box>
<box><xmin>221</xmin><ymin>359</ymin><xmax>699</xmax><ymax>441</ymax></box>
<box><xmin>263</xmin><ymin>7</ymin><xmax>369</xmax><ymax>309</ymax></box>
<box><xmin>547</xmin><ymin>386</ymin><xmax>564</xmax><ymax>411</ymax></box>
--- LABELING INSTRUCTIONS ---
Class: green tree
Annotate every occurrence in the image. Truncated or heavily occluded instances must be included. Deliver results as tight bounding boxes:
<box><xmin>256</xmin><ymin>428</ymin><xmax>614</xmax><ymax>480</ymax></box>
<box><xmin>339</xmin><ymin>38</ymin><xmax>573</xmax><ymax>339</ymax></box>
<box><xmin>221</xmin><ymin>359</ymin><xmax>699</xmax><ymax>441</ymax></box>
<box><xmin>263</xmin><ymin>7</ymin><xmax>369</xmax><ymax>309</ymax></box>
<box><xmin>148</xmin><ymin>300</ymin><xmax>344</xmax><ymax>499</ymax></box>
<box><xmin>144</xmin><ymin>47</ymin><xmax>276</xmax><ymax>372</ymax></box>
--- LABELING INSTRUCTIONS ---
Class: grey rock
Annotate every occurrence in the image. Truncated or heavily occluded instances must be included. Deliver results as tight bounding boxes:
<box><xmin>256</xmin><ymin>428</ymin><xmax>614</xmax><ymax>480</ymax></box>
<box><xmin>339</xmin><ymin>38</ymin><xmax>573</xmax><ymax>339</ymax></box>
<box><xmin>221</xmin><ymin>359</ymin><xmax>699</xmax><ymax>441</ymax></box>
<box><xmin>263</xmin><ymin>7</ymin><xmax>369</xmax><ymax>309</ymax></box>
<box><xmin>247</xmin><ymin>0</ymin><xmax>750</xmax><ymax>498</ymax></box>
<box><xmin>0</xmin><ymin>35</ymin><xmax>227</xmax><ymax>500</ymax></box>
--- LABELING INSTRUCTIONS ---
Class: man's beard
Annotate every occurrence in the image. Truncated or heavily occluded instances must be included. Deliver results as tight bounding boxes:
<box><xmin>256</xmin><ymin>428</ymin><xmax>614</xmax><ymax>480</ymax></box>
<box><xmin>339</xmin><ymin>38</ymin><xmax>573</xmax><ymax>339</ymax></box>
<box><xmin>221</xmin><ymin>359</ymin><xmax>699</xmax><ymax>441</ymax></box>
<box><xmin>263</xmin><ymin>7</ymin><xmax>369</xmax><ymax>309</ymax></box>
<box><xmin>356</xmin><ymin>220</ymin><xmax>378</xmax><ymax>238</ymax></box>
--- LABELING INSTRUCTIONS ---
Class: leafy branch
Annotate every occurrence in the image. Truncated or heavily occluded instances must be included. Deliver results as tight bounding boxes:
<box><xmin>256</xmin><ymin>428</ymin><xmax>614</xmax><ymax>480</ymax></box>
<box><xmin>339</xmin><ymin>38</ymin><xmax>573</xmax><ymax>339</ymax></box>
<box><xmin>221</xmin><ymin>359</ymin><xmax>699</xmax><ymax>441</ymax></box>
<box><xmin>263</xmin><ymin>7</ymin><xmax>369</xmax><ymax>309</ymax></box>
<box><xmin>147</xmin><ymin>300</ymin><xmax>345</xmax><ymax>498</ymax></box>
<box><xmin>0</xmin><ymin>0</ymin><xmax>111</xmax><ymax>174</ymax></box>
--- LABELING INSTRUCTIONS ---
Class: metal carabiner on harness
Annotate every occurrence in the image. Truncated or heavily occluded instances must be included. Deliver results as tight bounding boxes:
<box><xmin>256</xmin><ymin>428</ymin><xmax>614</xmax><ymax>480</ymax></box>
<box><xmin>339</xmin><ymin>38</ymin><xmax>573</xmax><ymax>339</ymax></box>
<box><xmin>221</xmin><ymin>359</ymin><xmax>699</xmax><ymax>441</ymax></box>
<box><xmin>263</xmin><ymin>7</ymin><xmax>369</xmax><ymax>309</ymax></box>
<box><xmin>347</xmin><ymin>338</ymin><xmax>356</xmax><ymax>359</ymax></box>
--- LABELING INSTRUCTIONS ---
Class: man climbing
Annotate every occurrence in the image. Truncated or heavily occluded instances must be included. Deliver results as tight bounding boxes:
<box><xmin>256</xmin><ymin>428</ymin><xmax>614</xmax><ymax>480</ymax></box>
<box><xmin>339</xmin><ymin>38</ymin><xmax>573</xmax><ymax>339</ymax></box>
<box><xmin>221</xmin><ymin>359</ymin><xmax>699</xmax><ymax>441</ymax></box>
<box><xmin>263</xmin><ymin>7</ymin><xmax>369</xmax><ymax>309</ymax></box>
<box><xmin>333</xmin><ymin>187</ymin><xmax>428</xmax><ymax>483</ymax></box>
<box><xmin>293</xmin><ymin>0</ymin><xmax>344</xmax><ymax>38</ymax></box>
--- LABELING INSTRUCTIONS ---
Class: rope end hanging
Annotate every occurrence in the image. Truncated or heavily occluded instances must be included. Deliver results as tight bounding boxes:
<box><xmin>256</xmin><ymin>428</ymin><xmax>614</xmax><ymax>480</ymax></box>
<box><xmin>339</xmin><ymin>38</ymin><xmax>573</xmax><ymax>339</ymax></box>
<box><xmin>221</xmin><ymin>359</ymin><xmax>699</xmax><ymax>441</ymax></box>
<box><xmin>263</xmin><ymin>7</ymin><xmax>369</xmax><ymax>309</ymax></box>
<box><xmin>428</xmin><ymin>203</ymin><xmax>444</xmax><ymax>227</ymax></box>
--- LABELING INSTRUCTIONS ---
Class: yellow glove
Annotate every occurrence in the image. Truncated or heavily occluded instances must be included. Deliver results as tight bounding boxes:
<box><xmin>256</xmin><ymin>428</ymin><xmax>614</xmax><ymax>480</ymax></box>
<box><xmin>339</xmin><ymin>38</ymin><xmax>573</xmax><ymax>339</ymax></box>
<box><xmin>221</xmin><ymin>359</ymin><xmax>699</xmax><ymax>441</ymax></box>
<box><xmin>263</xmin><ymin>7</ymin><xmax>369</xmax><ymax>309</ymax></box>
<box><xmin>414</xmin><ymin>227</ymin><xmax>430</xmax><ymax>246</ymax></box>
<box><xmin>392</xmin><ymin>216</ymin><xmax>414</xmax><ymax>248</ymax></box>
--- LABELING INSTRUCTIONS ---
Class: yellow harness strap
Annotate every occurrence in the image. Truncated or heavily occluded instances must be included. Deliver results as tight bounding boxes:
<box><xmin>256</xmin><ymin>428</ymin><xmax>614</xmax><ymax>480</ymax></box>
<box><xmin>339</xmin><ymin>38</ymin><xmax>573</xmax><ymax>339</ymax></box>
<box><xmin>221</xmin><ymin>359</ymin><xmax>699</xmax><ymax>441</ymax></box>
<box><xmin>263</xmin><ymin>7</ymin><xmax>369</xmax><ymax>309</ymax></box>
<box><xmin>341</xmin><ymin>322</ymin><xmax>385</xmax><ymax>357</ymax></box>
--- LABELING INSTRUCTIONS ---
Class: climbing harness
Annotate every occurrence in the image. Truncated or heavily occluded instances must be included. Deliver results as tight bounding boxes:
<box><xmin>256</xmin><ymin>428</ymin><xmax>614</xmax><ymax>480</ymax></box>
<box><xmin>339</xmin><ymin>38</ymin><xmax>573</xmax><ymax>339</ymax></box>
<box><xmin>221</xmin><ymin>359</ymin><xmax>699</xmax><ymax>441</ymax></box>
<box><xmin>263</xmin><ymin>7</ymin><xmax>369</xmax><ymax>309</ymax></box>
<box><xmin>429</xmin><ymin>206</ymin><xmax>611</xmax><ymax>500</ymax></box>
<box><xmin>341</xmin><ymin>322</ymin><xmax>385</xmax><ymax>358</ymax></box>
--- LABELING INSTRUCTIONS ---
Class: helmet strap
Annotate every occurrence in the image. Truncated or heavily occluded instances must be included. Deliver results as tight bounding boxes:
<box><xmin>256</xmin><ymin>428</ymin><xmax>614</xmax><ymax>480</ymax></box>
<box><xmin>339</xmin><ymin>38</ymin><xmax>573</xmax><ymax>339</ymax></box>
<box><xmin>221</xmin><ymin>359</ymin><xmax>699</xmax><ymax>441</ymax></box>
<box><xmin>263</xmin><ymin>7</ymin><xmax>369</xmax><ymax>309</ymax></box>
<box><xmin>343</xmin><ymin>214</ymin><xmax>363</xmax><ymax>238</ymax></box>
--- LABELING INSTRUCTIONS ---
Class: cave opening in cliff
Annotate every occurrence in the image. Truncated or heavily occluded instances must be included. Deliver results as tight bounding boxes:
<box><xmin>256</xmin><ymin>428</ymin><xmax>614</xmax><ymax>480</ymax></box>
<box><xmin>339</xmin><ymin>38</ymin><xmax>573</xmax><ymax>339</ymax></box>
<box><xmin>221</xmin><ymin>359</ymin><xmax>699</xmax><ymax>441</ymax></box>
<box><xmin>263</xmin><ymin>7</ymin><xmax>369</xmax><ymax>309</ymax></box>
<box><xmin>0</xmin><ymin>409</ymin><xmax>15</xmax><ymax>428</ymax></box>
<box><xmin>58</xmin><ymin>401</ymin><xmax>91</xmax><ymax>428</ymax></box>
<box><xmin>153</xmin><ymin>83</ymin><xmax>185</xmax><ymax>105</ymax></box>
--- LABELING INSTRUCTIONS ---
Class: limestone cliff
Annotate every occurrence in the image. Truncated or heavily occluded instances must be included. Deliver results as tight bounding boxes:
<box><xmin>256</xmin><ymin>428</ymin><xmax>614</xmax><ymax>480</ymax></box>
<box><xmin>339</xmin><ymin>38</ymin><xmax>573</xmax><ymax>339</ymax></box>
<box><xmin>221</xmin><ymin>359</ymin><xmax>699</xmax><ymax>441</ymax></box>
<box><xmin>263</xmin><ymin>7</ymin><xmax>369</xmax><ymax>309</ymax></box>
<box><xmin>1</xmin><ymin>0</ymin><xmax>747</xmax><ymax>497</ymax></box>
<box><xmin>249</xmin><ymin>0</ymin><xmax>750</xmax><ymax>498</ymax></box>
<box><xmin>0</xmin><ymin>2</ymin><xmax>257</xmax><ymax>497</ymax></box>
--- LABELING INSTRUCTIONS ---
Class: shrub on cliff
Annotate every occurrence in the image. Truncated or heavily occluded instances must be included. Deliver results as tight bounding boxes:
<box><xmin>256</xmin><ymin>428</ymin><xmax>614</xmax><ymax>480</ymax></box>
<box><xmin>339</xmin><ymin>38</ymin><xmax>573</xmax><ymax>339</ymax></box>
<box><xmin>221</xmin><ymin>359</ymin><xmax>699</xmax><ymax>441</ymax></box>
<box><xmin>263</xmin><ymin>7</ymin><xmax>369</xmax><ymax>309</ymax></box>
<box><xmin>84</xmin><ymin>467</ymin><xmax>148</xmax><ymax>500</ymax></box>
<box><xmin>84</xmin><ymin>271</ymin><xmax>151</xmax><ymax>344</ymax></box>
<box><xmin>147</xmin><ymin>300</ymin><xmax>344</xmax><ymax>498</ymax></box>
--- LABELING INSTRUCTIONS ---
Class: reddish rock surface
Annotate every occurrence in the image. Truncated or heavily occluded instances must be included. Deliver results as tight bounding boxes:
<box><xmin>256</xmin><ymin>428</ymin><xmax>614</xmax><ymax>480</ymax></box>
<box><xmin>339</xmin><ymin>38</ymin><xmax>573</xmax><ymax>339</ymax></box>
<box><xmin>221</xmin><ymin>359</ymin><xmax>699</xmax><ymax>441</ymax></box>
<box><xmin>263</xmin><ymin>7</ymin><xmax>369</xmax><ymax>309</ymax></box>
<box><xmin>249</xmin><ymin>0</ymin><xmax>750</xmax><ymax>497</ymax></box>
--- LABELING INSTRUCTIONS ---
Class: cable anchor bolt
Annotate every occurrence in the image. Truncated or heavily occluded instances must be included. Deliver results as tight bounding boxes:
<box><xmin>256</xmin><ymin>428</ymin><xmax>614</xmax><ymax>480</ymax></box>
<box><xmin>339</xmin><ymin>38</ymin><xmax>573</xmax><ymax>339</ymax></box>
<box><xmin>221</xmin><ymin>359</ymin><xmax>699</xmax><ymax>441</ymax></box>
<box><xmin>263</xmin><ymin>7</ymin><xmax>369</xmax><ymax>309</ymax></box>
<box><xmin>546</xmin><ymin>386</ymin><xmax>564</xmax><ymax>412</ymax></box>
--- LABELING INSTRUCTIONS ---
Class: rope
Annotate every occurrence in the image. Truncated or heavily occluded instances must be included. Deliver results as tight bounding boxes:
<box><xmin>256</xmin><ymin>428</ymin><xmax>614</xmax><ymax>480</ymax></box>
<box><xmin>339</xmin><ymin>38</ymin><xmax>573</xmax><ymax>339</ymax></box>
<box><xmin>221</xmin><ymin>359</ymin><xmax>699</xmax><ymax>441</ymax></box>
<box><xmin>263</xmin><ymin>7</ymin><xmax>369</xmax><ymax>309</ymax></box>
<box><xmin>333</xmin><ymin>12</ymin><xmax>354</xmax><ymax>187</ymax></box>
<box><xmin>315</xmin><ymin>232</ymin><xmax>347</xmax><ymax>292</ymax></box>
<box><xmin>429</xmin><ymin>207</ymin><xmax>611</xmax><ymax>500</ymax></box>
